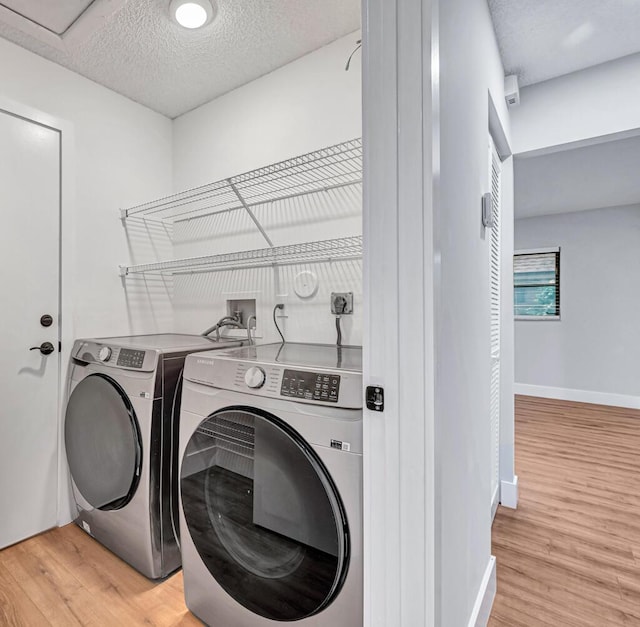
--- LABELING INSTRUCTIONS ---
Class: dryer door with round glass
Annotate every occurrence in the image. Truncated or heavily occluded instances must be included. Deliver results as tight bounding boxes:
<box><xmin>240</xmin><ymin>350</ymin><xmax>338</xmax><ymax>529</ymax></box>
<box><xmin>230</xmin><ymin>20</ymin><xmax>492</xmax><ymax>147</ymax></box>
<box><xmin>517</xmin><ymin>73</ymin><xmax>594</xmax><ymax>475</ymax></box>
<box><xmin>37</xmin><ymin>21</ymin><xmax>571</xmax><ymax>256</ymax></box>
<box><xmin>180</xmin><ymin>407</ymin><xmax>350</xmax><ymax>621</ymax></box>
<box><xmin>65</xmin><ymin>373</ymin><xmax>142</xmax><ymax>511</ymax></box>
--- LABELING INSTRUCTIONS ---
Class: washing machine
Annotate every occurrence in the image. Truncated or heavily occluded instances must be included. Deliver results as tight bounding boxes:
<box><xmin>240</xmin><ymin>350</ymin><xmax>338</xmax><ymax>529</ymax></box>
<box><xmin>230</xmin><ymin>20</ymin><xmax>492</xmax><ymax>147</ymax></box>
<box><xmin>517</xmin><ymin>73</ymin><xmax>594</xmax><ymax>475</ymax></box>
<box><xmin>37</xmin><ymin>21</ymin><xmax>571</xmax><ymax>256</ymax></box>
<box><xmin>64</xmin><ymin>333</ymin><xmax>241</xmax><ymax>579</ymax></box>
<box><xmin>178</xmin><ymin>342</ymin><xmax>363</xmax><ymax>627</ymax></box>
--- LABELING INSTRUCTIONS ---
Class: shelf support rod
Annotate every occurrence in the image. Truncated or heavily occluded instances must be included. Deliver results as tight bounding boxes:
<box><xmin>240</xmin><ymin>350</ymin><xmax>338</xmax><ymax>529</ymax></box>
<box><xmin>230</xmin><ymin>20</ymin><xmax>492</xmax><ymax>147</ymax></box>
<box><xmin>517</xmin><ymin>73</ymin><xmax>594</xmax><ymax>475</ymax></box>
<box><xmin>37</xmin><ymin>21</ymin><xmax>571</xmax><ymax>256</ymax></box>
<box><xmin>228</xmin><ymin>179</ymin><xmax>274</xmax><ymax>248</ymax></box>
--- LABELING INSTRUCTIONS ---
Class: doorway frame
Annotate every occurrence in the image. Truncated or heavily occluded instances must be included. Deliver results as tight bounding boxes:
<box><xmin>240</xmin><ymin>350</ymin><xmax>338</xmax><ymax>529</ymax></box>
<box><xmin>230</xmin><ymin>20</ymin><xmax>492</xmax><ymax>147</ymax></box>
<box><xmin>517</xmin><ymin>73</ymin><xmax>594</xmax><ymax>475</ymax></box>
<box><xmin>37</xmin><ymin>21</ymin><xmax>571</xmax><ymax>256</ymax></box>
<box><xmin>362</xmin><ymin>0</ymin><xmax>438</xmax><ymax>624</ymax></box>
<box><xmin>0</xmin><ymin>95</ymin><xmax>76</xmax><ymax>527</ymax></box>
<box><xmin>488</xmin><ymin>94</ymin><xmax>518</xmax><ymax>510</ymax></box>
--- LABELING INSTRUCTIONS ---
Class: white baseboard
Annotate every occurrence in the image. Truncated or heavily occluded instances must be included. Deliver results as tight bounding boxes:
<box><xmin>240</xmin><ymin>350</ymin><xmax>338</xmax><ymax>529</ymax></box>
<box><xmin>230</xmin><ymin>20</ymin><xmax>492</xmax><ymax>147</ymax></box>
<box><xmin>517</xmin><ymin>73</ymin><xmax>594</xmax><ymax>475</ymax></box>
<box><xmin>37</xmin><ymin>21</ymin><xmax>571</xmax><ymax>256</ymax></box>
<box><xmin>491</xmin><ymin>485</ymin><xmax>499</xmax><ymax>521</ymax></box>
<box><xmin>468</xmin><ymin>556</ymin><xmax>496</xmax><ymax>627</ymax></box>
<box><xmin>514</xmin><ymin>383</ymin><xmax>640</xmax><ymax>411</ymax></box>
<box><xmin>500</xmin><ymin>475</ymin><xmax>518</xmax><ymax>509</ymax></box>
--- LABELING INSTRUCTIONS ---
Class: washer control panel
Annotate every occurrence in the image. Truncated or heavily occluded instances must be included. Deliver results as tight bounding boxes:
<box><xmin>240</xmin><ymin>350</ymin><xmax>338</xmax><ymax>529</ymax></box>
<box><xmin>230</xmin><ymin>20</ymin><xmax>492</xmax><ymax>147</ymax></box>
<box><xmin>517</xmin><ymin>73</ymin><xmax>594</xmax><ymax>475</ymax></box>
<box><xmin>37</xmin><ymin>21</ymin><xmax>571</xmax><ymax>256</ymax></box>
<box><xmin>185</xmin><ymin>353</ymin><xmax>362</xmax><ymax>409</ymax></box>
<box><xmin>280</xmin><ymin>369</ymin><xmax>341</xmax><ymax>403</ymax></box>
<box><xmin>117</xmin><ymin>348</ymin><xmax>146</xmax><ymax>369</ymax></box>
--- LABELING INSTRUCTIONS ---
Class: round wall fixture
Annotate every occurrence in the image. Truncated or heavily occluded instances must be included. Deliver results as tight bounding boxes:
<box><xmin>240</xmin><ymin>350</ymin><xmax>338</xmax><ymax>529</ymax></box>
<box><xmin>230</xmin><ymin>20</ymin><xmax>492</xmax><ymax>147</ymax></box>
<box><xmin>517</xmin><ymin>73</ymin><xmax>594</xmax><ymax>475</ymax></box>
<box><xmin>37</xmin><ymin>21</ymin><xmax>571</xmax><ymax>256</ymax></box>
<box><xmin>293</xmin><ymin>271</ymin><xmax>319</xmax><ymax>299</ymax></box>
<box><xmin>170</xmin><ymin>0</ymin><xmax>216</xmax><ymax>29</ymax></box>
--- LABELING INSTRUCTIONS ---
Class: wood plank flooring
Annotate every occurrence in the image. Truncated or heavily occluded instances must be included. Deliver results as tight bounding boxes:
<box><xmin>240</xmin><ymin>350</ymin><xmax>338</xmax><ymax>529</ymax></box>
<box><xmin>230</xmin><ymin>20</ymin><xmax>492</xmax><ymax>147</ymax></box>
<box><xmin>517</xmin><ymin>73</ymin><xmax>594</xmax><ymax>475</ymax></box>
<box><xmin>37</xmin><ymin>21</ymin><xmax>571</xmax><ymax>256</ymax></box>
<box><xmin>490</xmin><ymin>395</ymin><xmax>640</xmax><ymax>626</ymax></box>
<box><xmin>0</xmin><ymin>524</ymin><xmax>202</xmax><ymax>626</ymax></box>
<box><xmin>4</xmin><ymin>395</ymin><xmax>640</xmax><ymax>626</ymax></box>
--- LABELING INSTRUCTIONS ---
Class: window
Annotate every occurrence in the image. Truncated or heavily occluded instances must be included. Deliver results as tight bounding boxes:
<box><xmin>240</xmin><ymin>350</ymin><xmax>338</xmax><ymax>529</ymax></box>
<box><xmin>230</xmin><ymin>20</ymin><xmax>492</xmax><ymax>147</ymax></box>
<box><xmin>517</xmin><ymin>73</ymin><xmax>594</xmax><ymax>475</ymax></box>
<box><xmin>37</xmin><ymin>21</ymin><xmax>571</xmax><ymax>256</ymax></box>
<box><xmin>514</xmin><ymin>248</ymin><xmax>560</xmax><ymax>319</ymax></box>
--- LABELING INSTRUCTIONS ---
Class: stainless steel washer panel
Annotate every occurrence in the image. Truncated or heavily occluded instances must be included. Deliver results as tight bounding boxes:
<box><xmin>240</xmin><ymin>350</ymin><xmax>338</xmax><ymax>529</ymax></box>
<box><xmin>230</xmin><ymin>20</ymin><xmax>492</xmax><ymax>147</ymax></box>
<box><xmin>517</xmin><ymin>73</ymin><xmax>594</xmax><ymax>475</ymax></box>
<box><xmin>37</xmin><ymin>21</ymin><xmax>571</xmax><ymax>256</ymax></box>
<box><xmin>178</xmin><ymin>343</ymin><xmax>363</xmax><ymax>626</ymax></box>
<box><xmin>178</xmin><ymin>395</ymin><xmax>363</xmax><ymax>627</ymax></box>
<box><xmin>65</xmin><ymin>334</ymin><xmax>242</xmax><ymax>580</ymax></box>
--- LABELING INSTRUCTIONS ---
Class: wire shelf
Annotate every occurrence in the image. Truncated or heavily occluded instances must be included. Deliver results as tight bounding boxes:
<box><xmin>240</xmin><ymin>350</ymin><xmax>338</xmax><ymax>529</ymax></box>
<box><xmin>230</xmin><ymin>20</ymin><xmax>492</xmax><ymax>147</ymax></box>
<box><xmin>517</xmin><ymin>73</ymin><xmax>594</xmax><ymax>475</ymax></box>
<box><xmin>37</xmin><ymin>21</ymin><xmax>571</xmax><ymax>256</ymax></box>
<box><xmin>119</xmin><ymin>236</ymin><xmax>363</xmax><ymax>277</ymax></box>
<box><xmin>121</xmin><ymin>138</ymin><xmax>362</xmax><ymax>224</ymax></box>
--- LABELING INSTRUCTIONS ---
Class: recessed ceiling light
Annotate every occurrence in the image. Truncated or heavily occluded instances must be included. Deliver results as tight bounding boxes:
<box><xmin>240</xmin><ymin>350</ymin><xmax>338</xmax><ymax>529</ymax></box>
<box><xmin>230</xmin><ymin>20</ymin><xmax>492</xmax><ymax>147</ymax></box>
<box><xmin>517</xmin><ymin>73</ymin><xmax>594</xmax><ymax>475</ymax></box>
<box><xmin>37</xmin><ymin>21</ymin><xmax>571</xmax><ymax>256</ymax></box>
<box><xmin>170</xmin><ymin>0</ymin><xmax>216</xmax><ymax>29</ymax></box>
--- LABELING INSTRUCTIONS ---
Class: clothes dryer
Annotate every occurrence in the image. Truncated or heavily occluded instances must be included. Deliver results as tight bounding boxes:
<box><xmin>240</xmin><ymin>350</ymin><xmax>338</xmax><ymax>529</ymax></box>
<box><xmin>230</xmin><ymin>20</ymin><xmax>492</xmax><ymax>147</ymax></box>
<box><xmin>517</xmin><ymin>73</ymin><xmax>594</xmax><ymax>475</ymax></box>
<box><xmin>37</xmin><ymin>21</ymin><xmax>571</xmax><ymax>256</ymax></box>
<box><xmin>179</xmin><ymin>342</ymin><xmax>362</xmax><ymax>626</ymax></box>
<box><xmin>64</xmin><ymin>334</ymin><xmax>240</xmax><ymax>579</ymax></box>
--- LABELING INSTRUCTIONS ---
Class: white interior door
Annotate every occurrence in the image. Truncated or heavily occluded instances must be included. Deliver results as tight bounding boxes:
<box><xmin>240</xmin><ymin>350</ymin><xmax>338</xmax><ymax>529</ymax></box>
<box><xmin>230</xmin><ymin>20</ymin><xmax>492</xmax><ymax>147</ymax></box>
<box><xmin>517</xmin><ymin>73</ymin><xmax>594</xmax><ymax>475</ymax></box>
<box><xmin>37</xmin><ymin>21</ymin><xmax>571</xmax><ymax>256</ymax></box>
<box><xmin>0</xmin><ymin>108</ymin><xmax>60</xmax><ymax>548</ymax></box>
<box><xmin>489</xmin><ymin>136</ymin><xmax>502</xmax><ymax>519</ymax></box>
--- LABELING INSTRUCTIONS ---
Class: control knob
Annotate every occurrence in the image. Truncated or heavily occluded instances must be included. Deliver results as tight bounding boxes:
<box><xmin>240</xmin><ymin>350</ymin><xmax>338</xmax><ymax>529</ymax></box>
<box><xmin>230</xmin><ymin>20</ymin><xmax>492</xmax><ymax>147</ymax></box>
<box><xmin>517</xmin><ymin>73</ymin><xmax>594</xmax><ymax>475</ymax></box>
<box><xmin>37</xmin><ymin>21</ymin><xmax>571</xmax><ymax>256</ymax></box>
<box><xmin>98</xmin><ymin>346</ymin><xmax>112</xmax><ymax>362</ymax></box>
<box><xmin>244</xmin><ymin>366</ymin><xmax>266</xmax><ymax>389</ymax></box>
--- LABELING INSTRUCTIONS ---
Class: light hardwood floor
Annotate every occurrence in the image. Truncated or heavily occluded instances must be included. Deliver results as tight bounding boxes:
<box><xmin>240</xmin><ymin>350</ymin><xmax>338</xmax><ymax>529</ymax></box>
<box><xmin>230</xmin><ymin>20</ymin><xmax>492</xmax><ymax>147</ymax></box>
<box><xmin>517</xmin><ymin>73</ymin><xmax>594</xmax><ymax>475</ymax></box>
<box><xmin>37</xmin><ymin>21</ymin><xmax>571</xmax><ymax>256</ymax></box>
<box><xmin>490</xmin><ymin>395</ymin><xmax>640</xmax><ymax>626</ymax></box>
<box><xmin>4</xmin><ymin>395</ymin><xmax>640</xmax><ymax>626</ymax></box>
<box><xmin>0</xmin><ymin>523</ymin><xmax>201</xmax><ymax>626</ymax></box>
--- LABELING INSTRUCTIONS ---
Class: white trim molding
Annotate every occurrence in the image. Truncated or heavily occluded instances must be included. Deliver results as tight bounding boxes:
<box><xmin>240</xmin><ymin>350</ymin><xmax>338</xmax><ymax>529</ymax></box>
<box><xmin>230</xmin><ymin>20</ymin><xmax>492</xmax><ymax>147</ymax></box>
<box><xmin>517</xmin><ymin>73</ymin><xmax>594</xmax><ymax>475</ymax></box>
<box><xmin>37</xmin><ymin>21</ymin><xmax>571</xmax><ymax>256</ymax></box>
<box><xmin>363</xmin><ymin>0</ymin><xmax>437</xmax><ymax>625</ymax></box>
<box><xmin>500</xmin><ymin>476</ymin><xmax>518</xmax><ymax>509</ymax></box>
<box><xmin>491</xmin><ymin>485</ymin><xmax>500</xmax><ymax>520</ymax></box>
<box><xmin>468</xmin><ymin>556</ymin><xmax>497</xmax><ymax>627</ymax></box>
<box><xmin>515</xmin><ymin>383</ymin><xmax>640</xmax><ymax>410</ymax></box>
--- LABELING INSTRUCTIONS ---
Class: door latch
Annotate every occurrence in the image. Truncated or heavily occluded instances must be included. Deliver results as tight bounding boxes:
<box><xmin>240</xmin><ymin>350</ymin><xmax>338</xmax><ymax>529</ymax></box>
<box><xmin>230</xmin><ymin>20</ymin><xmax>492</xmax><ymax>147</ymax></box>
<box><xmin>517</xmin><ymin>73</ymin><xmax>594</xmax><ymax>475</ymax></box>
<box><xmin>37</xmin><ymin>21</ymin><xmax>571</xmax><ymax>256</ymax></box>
<box><xmin>30</xmin><ymin>342</ymin><xmax>55</xmax><ymax>356</ymax></box>
<box><xmin>366</xmin><ymin>386</ymin><xmax>384</xmax><ymax>412</ymax></box>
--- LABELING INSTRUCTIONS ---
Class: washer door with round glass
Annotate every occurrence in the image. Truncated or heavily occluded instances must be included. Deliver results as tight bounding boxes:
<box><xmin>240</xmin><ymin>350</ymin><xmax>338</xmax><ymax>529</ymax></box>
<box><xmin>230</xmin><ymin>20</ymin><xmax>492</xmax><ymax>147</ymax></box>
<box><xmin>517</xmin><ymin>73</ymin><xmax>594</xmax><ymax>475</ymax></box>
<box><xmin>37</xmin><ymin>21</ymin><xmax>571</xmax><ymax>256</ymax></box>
<box><xmin>65</xmin><ymin>373</ymin><xmax>142</xmax><ymax>511</ymax></box>
<box><xmin>180</xmin><ymin>407</ymin><xmax>350</xmax><ymax>621</ymax></box>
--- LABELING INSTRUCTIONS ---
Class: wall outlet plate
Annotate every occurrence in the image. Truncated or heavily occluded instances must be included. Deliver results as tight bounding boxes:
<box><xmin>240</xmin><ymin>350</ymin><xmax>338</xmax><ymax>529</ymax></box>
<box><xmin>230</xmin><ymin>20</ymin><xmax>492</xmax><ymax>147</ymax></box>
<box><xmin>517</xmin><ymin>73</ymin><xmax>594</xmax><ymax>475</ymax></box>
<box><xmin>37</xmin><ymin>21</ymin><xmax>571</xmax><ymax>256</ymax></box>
<box><xmin>331</xmin><ymin>292</ymin><xmax>353</xmax><ymax>315</ymax></box>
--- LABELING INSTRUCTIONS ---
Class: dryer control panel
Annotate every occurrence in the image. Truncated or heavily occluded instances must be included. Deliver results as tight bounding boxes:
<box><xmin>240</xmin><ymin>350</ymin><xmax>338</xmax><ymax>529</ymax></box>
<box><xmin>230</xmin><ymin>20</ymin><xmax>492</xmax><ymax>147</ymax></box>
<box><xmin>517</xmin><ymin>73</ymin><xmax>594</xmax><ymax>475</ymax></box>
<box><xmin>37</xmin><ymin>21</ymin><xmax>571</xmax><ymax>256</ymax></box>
<box><xmin>280</xmin><ymin>369</ymin><xmax>340</xmax><ymax>403</ymax></box>
<box><xmin>117</xmin><ymin>349</ymin><xmax>146</xmax><ymax>369</ymax></box>
<box><xmin>72</xmin><ymin>341</ymin><xmax>158</xmax><ymax>372</ymax></box>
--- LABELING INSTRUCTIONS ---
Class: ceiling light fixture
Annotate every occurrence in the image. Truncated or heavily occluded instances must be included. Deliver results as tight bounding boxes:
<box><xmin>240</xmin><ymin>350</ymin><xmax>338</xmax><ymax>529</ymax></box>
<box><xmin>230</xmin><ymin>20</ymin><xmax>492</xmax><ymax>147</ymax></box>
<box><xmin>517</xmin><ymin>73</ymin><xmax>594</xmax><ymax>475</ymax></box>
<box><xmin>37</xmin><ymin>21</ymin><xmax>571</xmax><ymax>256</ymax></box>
<box><xmin>170</xmin><ymin>0</ymin><xmax>216</xmax><ymax>29</ymax></box>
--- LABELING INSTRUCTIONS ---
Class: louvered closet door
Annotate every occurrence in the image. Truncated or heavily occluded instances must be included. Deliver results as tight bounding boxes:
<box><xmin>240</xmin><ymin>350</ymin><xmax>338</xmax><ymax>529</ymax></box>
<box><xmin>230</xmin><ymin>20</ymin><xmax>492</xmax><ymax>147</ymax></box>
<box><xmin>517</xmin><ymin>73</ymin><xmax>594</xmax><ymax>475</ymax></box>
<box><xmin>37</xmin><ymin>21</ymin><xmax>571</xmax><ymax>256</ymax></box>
<box><xmin>489</xmin><ymin>136</ymin><xmax>501</xmax><ymax>517</ymax></box>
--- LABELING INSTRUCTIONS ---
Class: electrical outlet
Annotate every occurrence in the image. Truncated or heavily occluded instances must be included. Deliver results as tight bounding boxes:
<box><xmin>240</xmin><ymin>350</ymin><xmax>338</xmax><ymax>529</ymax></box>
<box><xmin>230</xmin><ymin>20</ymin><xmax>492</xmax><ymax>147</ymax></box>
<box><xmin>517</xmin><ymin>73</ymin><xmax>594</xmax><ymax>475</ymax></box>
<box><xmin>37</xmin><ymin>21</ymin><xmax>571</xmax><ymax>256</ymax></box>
<box><xmin>331</xmin><ymin>292</ymin><xmax>353</xmax><ymax>315</ymax></box>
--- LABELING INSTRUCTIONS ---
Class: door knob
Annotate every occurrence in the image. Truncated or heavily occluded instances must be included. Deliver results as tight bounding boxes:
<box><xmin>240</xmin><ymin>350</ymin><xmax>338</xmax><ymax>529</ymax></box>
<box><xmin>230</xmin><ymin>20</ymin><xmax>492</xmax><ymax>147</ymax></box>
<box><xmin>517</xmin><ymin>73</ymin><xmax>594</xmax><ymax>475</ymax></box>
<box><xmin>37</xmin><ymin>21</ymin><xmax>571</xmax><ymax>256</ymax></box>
<box><xmin>30</xmin><ymin>342</ymin><xmax>55</xmax><ymax>356</ymax></box>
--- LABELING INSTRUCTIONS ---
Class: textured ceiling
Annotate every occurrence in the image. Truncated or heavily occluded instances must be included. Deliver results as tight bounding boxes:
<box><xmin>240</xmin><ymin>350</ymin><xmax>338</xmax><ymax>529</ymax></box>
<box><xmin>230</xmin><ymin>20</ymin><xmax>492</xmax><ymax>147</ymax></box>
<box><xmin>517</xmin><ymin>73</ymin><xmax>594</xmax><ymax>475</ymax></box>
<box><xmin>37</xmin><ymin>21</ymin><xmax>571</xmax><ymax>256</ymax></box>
<box><xmin>489</xmin><ymin>0</ymin><xmax>640</xmax><ymax>86</ymax></box>
<box><xmin>0</xmin><ymin>0</ymin><xmax>94</xmax><ymax>35</ymax></box>
<box><xmin>515</xmin><ymin>134</ymin><xmax>640</xmax><ymax>218</ymax></box>
<box><xmin>0</xmin><ymin>0</ymin><xmax>361</xmax><ymax>118</ymax></box>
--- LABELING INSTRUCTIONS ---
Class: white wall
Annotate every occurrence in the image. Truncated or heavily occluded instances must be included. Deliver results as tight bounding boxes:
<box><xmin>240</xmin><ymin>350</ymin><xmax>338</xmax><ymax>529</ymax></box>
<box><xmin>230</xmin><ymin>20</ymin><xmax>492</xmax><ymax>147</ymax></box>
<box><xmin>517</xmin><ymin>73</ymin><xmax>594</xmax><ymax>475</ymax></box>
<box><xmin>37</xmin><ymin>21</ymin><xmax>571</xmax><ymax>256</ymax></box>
<box><xmin>512</xmin><ymin>52</ymin><xmax>640</xmax><ymax>155</ymax></box>
<box><xmin>0</xmin><ymin>37</ymin><xmax>173</xmax><ymax>523</ymax></box>
<box><xmin>515</xmin><ymin>134</ymin><xmax>640</xmax><ymax>219</ymax></box>
<box><xmin>437</xmin><ymin>0</ymin><xmax>511</xmax><ymax>623</ymax></box>
<box><xmin>0</xmin><ymin>38</ymin><xmax>174</xmax><ymax>340</ymax></box>
<box><xmin>171</xmin><ymin>33</ymin><xmax>362</xmax><ymax>346</ymax></box>
<box><xmin>515</xmin><ymin>206</ymin><xmax>640</xmax><ymax>402</ymax></box>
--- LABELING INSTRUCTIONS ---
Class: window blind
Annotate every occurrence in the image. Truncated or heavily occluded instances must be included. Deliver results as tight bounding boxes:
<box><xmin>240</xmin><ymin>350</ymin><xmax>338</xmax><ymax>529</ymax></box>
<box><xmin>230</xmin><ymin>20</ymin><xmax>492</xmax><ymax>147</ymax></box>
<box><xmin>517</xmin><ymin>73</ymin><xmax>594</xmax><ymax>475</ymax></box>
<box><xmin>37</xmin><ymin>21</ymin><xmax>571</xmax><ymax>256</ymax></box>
<box><xmin>514</xmin><ymin>250</ymin><xmax>560</xmax><ymax>317</ymax></box>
